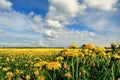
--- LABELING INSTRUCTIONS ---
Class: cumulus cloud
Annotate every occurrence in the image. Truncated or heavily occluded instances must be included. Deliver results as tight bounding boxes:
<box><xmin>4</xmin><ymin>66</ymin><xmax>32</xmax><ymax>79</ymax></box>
<box><xmin>0</xmin><ymin>0</ymin><xmax>120</xmax><ymax>47</ymax></box>
<box><xmin>46</xmin><ymin>0</ymin><xmax>87</xmax><ymax>27</ymax></box>
<box><xmin>46</xmin><ymin>19</ymin><xmax>63</xmax><ymax>28</ymax></box>
<box><xmin>0</xmin><ymin>0</ymin><xmax>12</xmax><ymax>10</ymax></box>
<box><xmin>84</xmin><ymin>0</ymin><xmax>118</xmax><ymax>11</ymax></box>
<box><xmin>0</xmin><ymin>12</ymin><xmax>32</xmax><ymax>30</ymax></box>
<box><xmin>43</xmin><ymin>29</ymin><xmax>59</xmax><ymax>38</ymax></box>
<box><xmin>33</xmin><ymin>15</ymin><xmax>42</xmax><ymax>23</ymax></box>
<box><xmin>48</xmin><ymin>0</ymin><xmax>80</xmax><ymax>17</ymax></box>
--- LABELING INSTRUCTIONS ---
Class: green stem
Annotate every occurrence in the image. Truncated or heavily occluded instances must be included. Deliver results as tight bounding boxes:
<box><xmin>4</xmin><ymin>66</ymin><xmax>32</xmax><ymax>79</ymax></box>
<box><xmin>71</xmin><ymin>58</ymin><xmax>74</xmax><ymax>80</ymax></box>
<box><xmin>111</xmin><ymin>65</ymin><xmax>115</xmax><ymax>80</ymax></box>
<box><xmin>53</xmin><ymin>70</ymin><xmax>56</xmax><ymax>80</ymax></box>
<box><xmin>75</xmin><ymin>58</ymin><xmax>79</xmax><ymax>80</ymax></box>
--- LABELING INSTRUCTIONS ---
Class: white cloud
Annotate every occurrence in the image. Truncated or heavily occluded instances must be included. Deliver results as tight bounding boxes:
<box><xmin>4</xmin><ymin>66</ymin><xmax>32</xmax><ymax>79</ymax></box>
<box><xmin>29</xmin><ymin>11</ymin><xmax>34</xmax><ymax>17</ymax></box>
<box><xmin>46</xmin><ymin>0</ymin><xmax>87</xmax><ymax>27</ymax></box>
<box><xmin>39</xmin><ymin>41</ymin><xmax>48</xmax><ymax>47</ymax></box>
<box><xmin>84</xmin><ymin>0</ymin><xmax>117</xmax><ymax>11</ymax></box>
<box><xmin>43</xmin><ymin>29</ymin><xmax>59</xmax><ymax>38</ymax></box>
<box><xmin>0</xmin><ymin>0</ymin><xmax>12</xmax><ymax>10</ymax></box>
<box><xmin>46</xmin><ymin>19</ymin><xmax>63</xmax><ymax>28</ymax></box>
<box><xmin>0</xmin><ymin>0</ymin><xmax>120</xmax><ymax>47</ymax></box>
<box><xmin>49</xmin><ymin>0</ymin><xmax>80</xmax><ymax>17</ymax></box>
<box><xmin>33</xmin><ymin>15</ymin><xmax>42</xmax><ymax>23</ymax></box>
<box><xmin>0</xmin><ymin>12</ymin><xmax>31</xmax><ymax>30</ymax></box>
<box><xmin>89</xmin><ymin>32</ymin><xmax>96</xmax><ymax>36</ymax></box>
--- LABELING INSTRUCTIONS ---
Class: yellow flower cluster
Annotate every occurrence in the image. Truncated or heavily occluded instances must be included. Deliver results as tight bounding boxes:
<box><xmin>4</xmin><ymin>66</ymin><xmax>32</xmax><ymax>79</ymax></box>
<box><xmin>46</xmin><ymin>61</ymin><xmax>61</xmax><ymax>70</ymax></box>
<box><xmin>70</xmin><ymin>44</ymin><xmax>79</xmax><ymax>49</ymax></box>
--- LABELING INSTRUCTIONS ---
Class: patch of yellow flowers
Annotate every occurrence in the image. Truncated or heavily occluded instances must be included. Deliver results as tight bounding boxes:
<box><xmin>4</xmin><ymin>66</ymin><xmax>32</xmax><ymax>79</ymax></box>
<box><xmin>0</xmin><ymin>43</ymin><xmax>120</xmax><ymax>80</ymax></box>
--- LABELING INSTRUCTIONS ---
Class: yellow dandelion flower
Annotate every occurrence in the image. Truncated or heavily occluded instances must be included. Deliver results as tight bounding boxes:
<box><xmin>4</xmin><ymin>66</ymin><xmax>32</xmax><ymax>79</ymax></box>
<box><xmin>46</xmin><ymin>61</ymin><xmax>61</xmax><ymax>70</ymax></box>
<box><xmin>35</xmin><ymin>57</ymin><xmax>42</xmax><ymax>62</ymax></box>
<box><xmin>34</xmin><ymin>70</ymin><xmax>39</xmax><ymax>76</ymax></box>
<box><xmin>65</xmin><ymin>51</ymin><xmax>79</xmax><ymax>57</ymax></box>
<box><xmin>114</xmin><ymin>55</ymin><xmax>120</xmax><ymax>59</ymax></box>
<box><xmin>15</xmin><ymin>69</ymin><xmax>21</xmax><ymax>75</ymax></box>
<box><xmin>81</xmin><ymin>69</ymin><xmax>86</xmax><ymax>75</ymax></box>
<box><xmin>100</xmin><ymin>51</ymin><xmax>106</xmax><ymax>56</ymax></box>
<box><xmin>55</xmin><ymin>56</ymin><xmax>64</xmax><ymax>61</ymax></box>
<box><xmin>118</xmin><ymin>78</ymin><xmax>120</xmax><ymax>80</ymax></box>
<box><xmin>3</xmin><ymin>67</ymin><xmax>8</xmax><ymax>71</ymax></box>
<box><xmin>25</xmin><ymin>75</ymin><xmax>30</xmax><ymax>80</ymax></box>
<box><xmin>25</xmin><ymin>64</ymin><xmax>28</xmax><ymax>67</ymax></box>
<box><xmin>11</xmin><ymin>58</ymin><xmax>15</xmax><ymax>62</ymax></box>
<box><xmin>64</xmin><ymin>64</ymin><xmax>70</xmax><ymax>71</ymax></box>
<box><xmin>6</xmin><ymin>58</ymin><xmax>9</xmax><ymax>61</ymax></box>
<box><xmin>61</xmin><ymin>47</ymin><xmax>68</xmax><ymax>52</ymax></box>
<box><xmin>6</xmin><ymin>72</ymin><xmax>13</xmax><ymax>76</ymax></box>
<box><xmin>38</xmin><ymin>76</ymin><xmax>45</xmax><ymax>80</ymax></box>
<box><xmin>34</xmin><ymin>61</ymin><xmax>48</xmax><ymax>69</ymax></box>
<box><xmin>39</xmin><ymin>61</ymin><xmax>48</xmax><ymax>67</ymax></box>
<box><xmin>79</xmin><ymin>52</ymin><xmax>84</xmax><ymax>57</ymax></box>
<box><xmin>85</xmin><ymin>44</ymin><xmax>95</xmax><ymax>49</ymax></box>
<box><xmin>70</xmin><ymin>44</ymin><xmax>79</xmax><ymax>49</ymax></box>
<box><xmin>64</xmin><ymin>72</ymin><xmax>71</xmax><ymax>79</ymax></box>
<box><xmin>34</xmin><ymin>63</ymin><xmax>40</xmax><ymax>67</ymax></box>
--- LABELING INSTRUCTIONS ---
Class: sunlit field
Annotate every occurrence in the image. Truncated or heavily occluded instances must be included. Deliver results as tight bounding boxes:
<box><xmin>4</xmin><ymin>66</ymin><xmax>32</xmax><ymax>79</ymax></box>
<box><xmin>0</xmin><ymin>43</ymin><xmax>120</xmax><ymax>80</ymax></box>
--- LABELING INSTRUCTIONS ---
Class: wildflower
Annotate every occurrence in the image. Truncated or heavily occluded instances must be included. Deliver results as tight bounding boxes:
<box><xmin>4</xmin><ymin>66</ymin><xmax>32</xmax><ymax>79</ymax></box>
<box><xmin>39</xmin><ymin>61</ymin><xmax>48</xmax><ymax>67</ymax></box>
<box><xmin>55</xmin><ymin>56</ymin><xmax>64</xmax><ymax>61</ymax></box>
<box><xmin>84</xmin><ymin>49</ymin><xmax>89</xmax><ymax>55</ymax></box>
<box><xmin>6</xmin><ymin>58</ymin><xmax>9</xmax><ymax>61</ymax></box>
<box><xmin>38</xmin><ymin>76</ymin><xmax>45</xmax><ymax>80</ymax></box>
<box><xmin>34</xmin><ymin>70</ymin><xmax>39</xmax><ymax>76</ymax></box>
<box><xmin>35</xmin><ymin>57</ymin><xmax>42</xmax><ymax>62</ymax></box>
<box><xmin>81</xmin><ymin>69</ymin><xmax>86</xmax><ymax>75</ymax></box>
<box><xmin>70</xmin><ymin>44</ymin><xmax>79</xmax><ymax>49</ymax></box>
<box><xmin>65</xmin><ymin>51</ymin><xmax>79</xmax><ymax>57</ymax></box>
<box><xmin>34</xmin><ymin>61</ymin><xmax>48</xmax><ymax>69</ymax></box>
<box><xmin>95</xmin><ymin>46</ymin><xmax>106</xmax><ymax>52</ymax></box>
<box><xmin>11</xmin><ymin>58</ymin><xmax>15</xmax><ymax>62</ymax></box>
<box><xmin>46</xmin><ymin>61</ymin><xmax>61</xmax><ymax>70</ymax></box>
<box><xmin>25</xmin><ymin>75</ymin><xmax>30</xmax><ymax>80</ymax></box>
<box><xmin>6</xmin><ymin>72</ymin><xmax>13</xmax><ymax>80</ymax></box>
<box><xmin>64</xmin><ymin>72</ymin><xmax>71</xmax><ymax>79</ymax></box>
<box><xmin>100</xmin><ymin>51</ymin><xmax>106</xmax><ymax>57</ymax></box>
<box><xmin>90</xmin><ymin>61</ymin><xmax>95</xmax><ymax>67</ymax></box>
<box><xmin>61</xmin><ymin>47</ymin><xmax>68</xmax><ymax>52</ymax></box>
<box><xmin>114</xmin><ymin>55</ymin><xmax>120</xmax><ymax>59</ymax></box>
<box><xmin>34</xmin><ymin>63</ymin><xmax>40</xmax><ymax>67</ymax></box>
<box><xmin>79</xmin><ymin>52</ymin><xmax>84</xmax><ymax>57</ymax></box>
<box><xmin>85</xmin><ymin>44</ymin><xmax>95</xmax><ymax>49</ymax></box>
<box><xmin>64</xmin><ymin>64</ymin><xmax>70</xmax><ymax>71</ymax></box>
<box><xmin>6</xmin><ymin>72</ymin><xmax>13</xmax><ymax>76</ymax></box>
<box><xmin>118</xmin><ymin>78</ymin><xmax>120</xmax><ymax>80</ymax></box>
<box><xmin>15</xmin><ymin>69</ymin><xmax>21</xmax><ymax>75</ymax></box>
<box><xmin>3</xmin><ymin>67</ymin><xmax>8</xmax><ymax>71</ymax></box>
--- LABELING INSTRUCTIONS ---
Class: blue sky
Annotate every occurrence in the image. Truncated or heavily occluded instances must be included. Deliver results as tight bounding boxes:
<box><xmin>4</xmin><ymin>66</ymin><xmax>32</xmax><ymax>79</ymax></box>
<box><xmin>0</xmin><ymin>0</ymin><xmax>120</xmax><ymax>47</ymax></box>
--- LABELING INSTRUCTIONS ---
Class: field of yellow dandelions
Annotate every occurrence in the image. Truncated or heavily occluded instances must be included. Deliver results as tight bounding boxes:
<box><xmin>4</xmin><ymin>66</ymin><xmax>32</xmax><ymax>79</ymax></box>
<box><xmin>0</xmin><ymin>43</ymin><xmax>120</xmax><ymax>80</ymax></box>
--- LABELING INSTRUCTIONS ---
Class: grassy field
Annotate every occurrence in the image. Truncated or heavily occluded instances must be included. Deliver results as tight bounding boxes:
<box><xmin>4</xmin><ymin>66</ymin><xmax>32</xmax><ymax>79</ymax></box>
<box><xmin>0</xmin><ymin>43</ymin><xmax>120</xmax><ymax>80</ymax></box>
